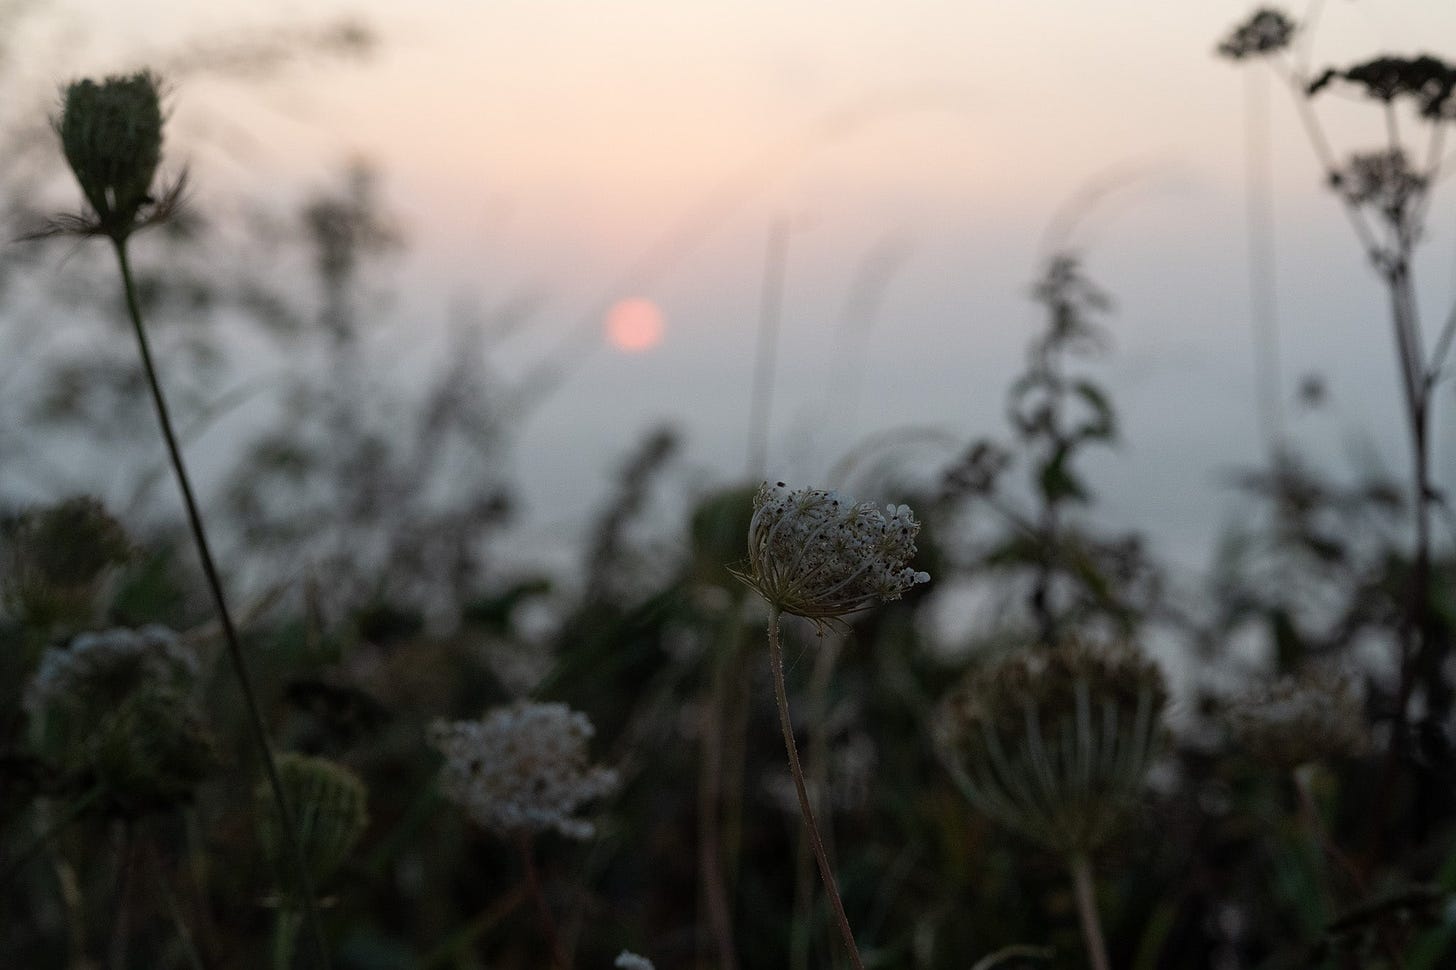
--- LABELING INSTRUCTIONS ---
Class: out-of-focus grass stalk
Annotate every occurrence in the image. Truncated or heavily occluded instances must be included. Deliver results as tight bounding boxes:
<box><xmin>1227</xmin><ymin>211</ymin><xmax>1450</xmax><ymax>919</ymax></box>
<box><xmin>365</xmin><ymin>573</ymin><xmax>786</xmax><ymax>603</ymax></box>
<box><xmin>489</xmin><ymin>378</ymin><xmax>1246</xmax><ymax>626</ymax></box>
<box><xmin>109</xmin><ymin>236</ymin><xmax>331</xmax><ymax>969</ymax></box>
<box><xmin>697</xmin><ymin>605</ymin><xmax>745</xmax><ymax>970</ymax></box>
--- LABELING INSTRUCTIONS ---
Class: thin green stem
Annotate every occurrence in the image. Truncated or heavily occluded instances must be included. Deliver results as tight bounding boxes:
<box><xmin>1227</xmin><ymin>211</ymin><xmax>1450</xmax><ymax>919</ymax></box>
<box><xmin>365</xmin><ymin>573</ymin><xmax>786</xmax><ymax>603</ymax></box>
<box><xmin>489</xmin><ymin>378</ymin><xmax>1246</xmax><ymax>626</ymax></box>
<box><xmin>111</xmin><ymin>238</ymin><xmax>330</xmax><ymax>970</ymax></box>
<box><xmin>766</xmin><ymin>610</ymin><xmax>865</xmax><ymax>970</ymax></box>
<box><xmin>1069</xmin><ymin>853</ymin><xmax>1110</xmax><ymax>970</ymax></box>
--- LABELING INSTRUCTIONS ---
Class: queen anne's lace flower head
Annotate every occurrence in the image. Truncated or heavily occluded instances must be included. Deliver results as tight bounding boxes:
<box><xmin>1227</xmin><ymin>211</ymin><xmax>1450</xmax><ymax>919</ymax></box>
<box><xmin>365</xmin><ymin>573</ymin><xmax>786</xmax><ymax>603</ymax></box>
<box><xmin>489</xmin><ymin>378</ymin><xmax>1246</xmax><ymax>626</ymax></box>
<box><xmin>733</xmin><ymin>482</ymin><xmax>929</xmax><ymax>623</ymax></box>
<box><xmin>430</xmin><ymin>701</ymin><xmax>618</xmax><ymax>840</ymax></box>
<box><xmin>934</xmin><ymin>640</ymin><xmax>1167</xmax><ymax>855</ymax></box>
<box><xmin>615</xmin><ymin>953</ymin><xmax>655</xmax><ymax>970</ymax></box>
<box><xmin>1225</xmin><ymin>667</ymin><xmax>1367</xmax><ymax>769</ymax></box>
<box><xmin>26</xmin><ymin>625</ymin><xmax>197</xmax><ymax>716</ymax></box>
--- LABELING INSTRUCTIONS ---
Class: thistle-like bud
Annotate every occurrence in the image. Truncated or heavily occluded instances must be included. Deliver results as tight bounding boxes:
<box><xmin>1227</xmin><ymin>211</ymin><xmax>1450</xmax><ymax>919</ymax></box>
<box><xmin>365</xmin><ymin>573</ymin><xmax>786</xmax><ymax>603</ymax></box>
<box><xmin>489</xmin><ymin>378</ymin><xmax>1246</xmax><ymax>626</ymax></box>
<box><xmin>57</xmin><ymin>72</ymin><xmax>164</xmax><ymax>241</ymax></box>
<box><xmin>256</xmin><ymin>753</ymin><xmax>369</xmax><ymax>897</ymax></box>
<box><xmin>1224</xmin><ymin>667</ymin><xmax>1367</xmax><ymax>770</ymax></box>
<box><xmin>733</xmin><ymin>482</ymin><xmax>929</xmax><ymax>624</ymax></box>
<box><xmin>3</xmin><ymin>497</ymin><xmax>130</xmax><ymax>628</ymax></box>
<box><xmin>430</xmin><ymin>701</ymin><xmax>618</xmax><ymax>840</ymax></box>
<box><xmin>934</xmin><ymin>640</ymin><xmax>1167</xmax><ymax>856</ymax></box>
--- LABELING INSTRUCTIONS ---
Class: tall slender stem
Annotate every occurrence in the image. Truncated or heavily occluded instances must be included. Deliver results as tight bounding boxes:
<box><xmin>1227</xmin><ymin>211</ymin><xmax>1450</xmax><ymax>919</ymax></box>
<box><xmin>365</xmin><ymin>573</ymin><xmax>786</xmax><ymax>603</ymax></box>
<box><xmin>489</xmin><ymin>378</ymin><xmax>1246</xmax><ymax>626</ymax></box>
<box><xmin>745</xmin><ymin>219</ymin><xmax>789</xmax><ymax>479</ymax></box>
<box><xmin>111</xmin><ymin>239</ymin><xmax>330</xmax><ymax>970</ymax></box>
<box><xmin>1069</xmin><ymin>853</ymin><xmax>1111</xmax><ymax>970</ymax></box>
<box><xmin>109</xmin><ymin>821</ymin><xmax>136</xmax><ymax>970</ymax></box>
<box><xmin>517</xmin><ymin>832</ymin><xmax>570</xmax><ymax>970</ymax></box>
<box><xmin>766</xmin><ymin>610</ymin><xmax>865</xmax><ymax>970</ymax></box>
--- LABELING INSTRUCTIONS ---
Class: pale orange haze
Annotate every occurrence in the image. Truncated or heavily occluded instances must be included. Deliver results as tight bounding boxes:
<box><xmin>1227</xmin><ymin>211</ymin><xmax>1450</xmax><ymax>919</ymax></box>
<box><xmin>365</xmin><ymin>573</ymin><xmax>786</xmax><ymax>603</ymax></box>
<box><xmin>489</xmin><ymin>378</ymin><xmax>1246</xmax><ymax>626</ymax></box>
<box><xmin>43</xmin><ymin>0</ymin><xmax>1456</xmax><ymax>568</ymax></box>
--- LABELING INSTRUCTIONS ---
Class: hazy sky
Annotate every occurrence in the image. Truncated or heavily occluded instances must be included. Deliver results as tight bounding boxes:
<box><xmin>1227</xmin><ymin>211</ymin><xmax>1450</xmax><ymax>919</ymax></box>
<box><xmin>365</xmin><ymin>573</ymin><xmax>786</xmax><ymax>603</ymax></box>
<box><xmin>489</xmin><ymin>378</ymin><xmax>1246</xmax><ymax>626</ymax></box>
<box><xmin>22</xmin><ymin>0</ymin><xmax>1456</xmax><ymax>574</ymax></box>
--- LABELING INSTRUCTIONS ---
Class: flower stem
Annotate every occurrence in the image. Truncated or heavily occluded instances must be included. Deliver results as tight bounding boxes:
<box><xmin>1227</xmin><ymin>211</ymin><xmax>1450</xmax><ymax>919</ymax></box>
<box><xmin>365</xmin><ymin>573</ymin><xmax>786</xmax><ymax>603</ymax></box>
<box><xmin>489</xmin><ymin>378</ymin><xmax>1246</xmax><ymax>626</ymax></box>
<box><xmin>517</xmin><ymin>832</ymin><xmax>570</xmax><ymax>970</ymax></box>
<box><xmin>1069</xmin><ymin>853</ymin><xmax>1110</xmax><ymax>970</ymax></box>
<box><xmin>766</xmin><ymin>610</ymin><xmax>864</xmax><ymax>970</ymax></box>
<box><xmin>111</xmin><ymin>238</ymin><xmax>330</xmax><ymax>970</ymax></box>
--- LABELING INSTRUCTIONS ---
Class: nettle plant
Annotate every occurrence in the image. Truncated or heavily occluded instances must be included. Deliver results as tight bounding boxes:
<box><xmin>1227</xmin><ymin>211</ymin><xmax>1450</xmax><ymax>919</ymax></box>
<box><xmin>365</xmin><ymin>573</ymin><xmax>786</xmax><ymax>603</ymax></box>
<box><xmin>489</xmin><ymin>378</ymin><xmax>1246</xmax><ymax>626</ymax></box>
<box><xmin>933</xmin><ymin>254</ymin><xmax>1160</xmax><ymax>652</ymax></box>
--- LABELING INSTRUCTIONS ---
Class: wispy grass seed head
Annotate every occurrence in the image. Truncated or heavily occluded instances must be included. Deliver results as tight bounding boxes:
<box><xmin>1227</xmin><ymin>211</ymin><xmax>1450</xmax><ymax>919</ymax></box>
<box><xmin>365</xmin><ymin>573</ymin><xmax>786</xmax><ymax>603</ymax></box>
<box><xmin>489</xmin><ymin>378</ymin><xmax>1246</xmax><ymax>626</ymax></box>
<box><xmin>935</xmin><ymin>640</ymin><xmax>1167</xmax><ymax>856</ymax></box>
<box><xmin>733</xmin><ymin>481</ymin><xmax>928</xmax><ymax>625</ymax></box>
<box><xmin>430</xmin><ymin>701</ymin><xmax>618</xmax><ymax>840</ymax></box>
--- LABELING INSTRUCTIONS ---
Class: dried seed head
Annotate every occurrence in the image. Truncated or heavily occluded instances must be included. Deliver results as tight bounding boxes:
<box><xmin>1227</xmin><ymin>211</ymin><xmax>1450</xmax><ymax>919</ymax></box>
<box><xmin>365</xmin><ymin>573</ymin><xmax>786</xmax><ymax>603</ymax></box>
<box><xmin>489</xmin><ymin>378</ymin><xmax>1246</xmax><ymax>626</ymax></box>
<box><xmin>430</xmin><ymin>701</ymin><xmax>618</xmax><ymax>840</ymax></box>
<box><xmin>1216</xmin><ymin>8</ymin><xmax>1296</xmax><ymax>61</ymax></box>
<box><xmin>935</xmin><ymin>640</ymin><xmax>1167</xmax><ymax>855</ymax></box>
<box><xmin>58</xmin><ymin>72</ymin><xmax>164</xmax><ymax>240</ymax></box>
<box><xmin>733</xmin><ymin>481</ymin><xmax>929</xmax><ymax>624</ymax></box>
<box><xmin>256</xmin><ymin>753</ymin><xmax>369</xmax><ymax>897</ymax></box>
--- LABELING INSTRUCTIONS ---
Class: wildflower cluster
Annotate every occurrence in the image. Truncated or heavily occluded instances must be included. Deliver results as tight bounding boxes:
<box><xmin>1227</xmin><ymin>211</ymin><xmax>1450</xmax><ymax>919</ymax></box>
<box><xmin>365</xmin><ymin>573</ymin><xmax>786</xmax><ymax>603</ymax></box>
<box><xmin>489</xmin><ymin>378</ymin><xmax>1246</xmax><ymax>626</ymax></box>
<box><xmin>430</xmin><ymin>701</ymin><xmax>618</xmax><ymax>839</ymax></box>
<box><xmin>1216</xmin><ymin>8</ymin><xmax>1295</xmax><ymax>61</ymax></box>
<box><xmin>935</xmin><ymin>640</ymin><xmax>1167</xmax><ymax>855</ymax></box>
<box><xmin>1334</xmin><ymin>148</ymin><xmax>1427</xmax><ymax>221</ymax></box>
<box><xmin>27</xmin><ymin>626</ymin><xmax>212</xmax><ymax>815</ymax></box>
<box><xmin>1309</xmin><ymin>55</ymin><xmax>1456</xmax><ymax>118</ymax></box>
<box><xmin>735</xmin><ymin>481</ymin><xmax>929</xmax><ymax>623</ymax></box>
<box><xmin>1224</xmin><ymin>667</ymin><xmax>1368</xmax><ymax>769</ymax></box>
<box><xmin>26</xmin><ymin>625</ymin><xmax>197</xmax><ymax>716</ymax></box>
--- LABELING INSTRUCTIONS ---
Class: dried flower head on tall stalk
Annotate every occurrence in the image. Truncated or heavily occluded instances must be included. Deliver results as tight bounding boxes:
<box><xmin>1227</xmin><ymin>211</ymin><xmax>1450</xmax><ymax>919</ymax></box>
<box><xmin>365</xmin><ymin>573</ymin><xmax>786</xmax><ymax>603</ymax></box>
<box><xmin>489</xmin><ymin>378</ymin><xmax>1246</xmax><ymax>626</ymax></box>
<box><xmin>935</xmin><ymin>639</ymin><xmax>1167</xmax><ymax>970</ymax></box>
<box><xmin>39</xmin><ymin>71</ymin><xmax>330</xmax><ymax>968</ymax></box>
<box><xmin>1217</xmin><ymin>8</ymin><xmax>1456</xmax><ymax>839</ymax></box>
<box><xmin>733</xmin><ymin>481</ymin><xmax>929</xmax><ymax>970</ymax></box>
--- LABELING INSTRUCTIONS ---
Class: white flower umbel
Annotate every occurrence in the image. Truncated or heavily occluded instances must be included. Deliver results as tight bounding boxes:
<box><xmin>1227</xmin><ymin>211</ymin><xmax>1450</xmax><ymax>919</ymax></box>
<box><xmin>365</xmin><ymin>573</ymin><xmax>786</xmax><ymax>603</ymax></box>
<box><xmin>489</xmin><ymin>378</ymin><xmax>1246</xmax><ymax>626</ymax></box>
<box><xmin>1225</xmin><ymin>667</ymin><xmax>1368</xmax><ymax>769</ymax></box>
<box><xmin>430</xmin><ymin>701</ymin><xmax>618</xmax><ymax>840</ymax></box>
<box><xmin>615</xmin><ymin>952</ymin><xmax>655</xmax><ymax>970</ymax></box>
<box><xmin>26</xmin><ymin>624</ymin><xmax>196</xmax><ymax>716</ymax></box>
<box><xmin>735</xmin><ymin>482</ymin><xmax>929</xmax><ymax>625</ymax></box>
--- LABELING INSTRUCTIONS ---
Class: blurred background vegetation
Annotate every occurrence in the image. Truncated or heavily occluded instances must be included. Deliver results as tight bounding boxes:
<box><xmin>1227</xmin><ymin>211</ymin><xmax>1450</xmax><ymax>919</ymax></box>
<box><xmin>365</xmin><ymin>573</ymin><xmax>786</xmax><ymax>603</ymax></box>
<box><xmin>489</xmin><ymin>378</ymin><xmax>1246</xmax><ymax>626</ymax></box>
<box><xmin>4</xmin><ymin>2</ymin><xmax>1456</xmax><ymax>968</ymax></box>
